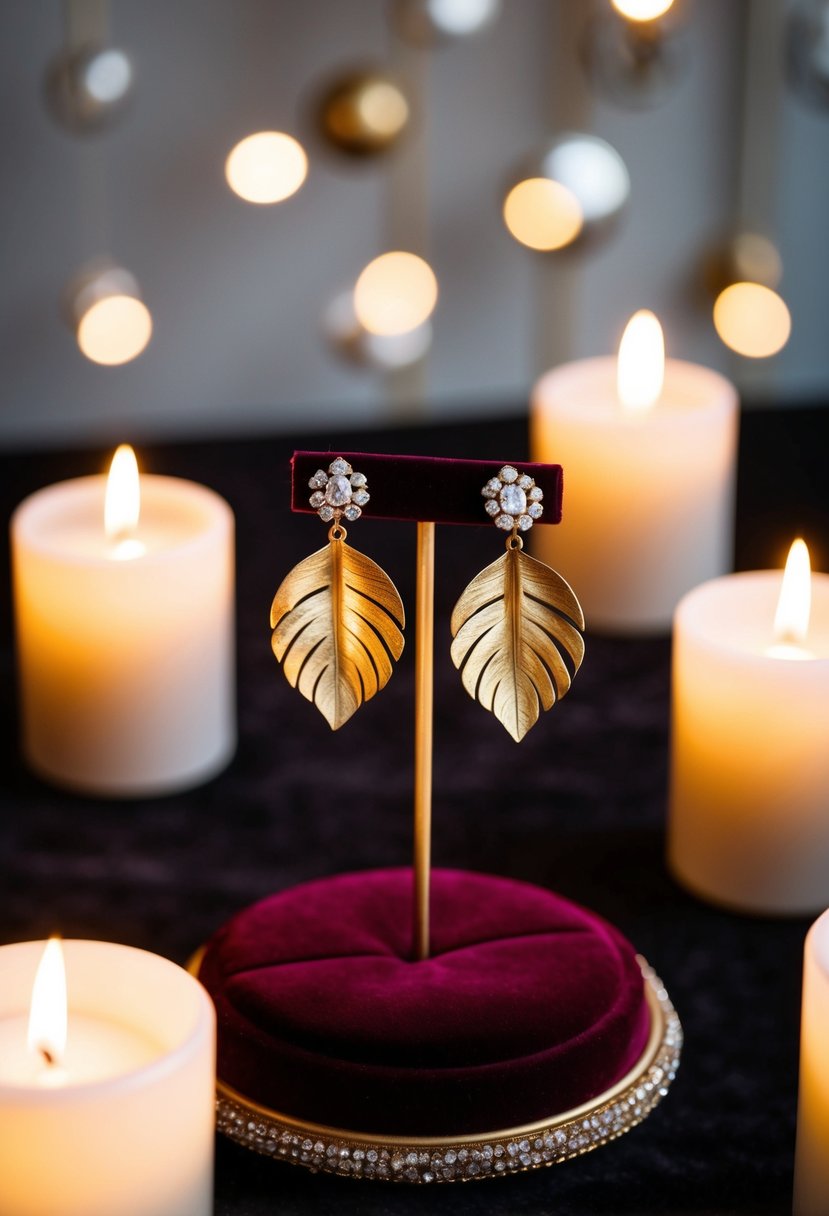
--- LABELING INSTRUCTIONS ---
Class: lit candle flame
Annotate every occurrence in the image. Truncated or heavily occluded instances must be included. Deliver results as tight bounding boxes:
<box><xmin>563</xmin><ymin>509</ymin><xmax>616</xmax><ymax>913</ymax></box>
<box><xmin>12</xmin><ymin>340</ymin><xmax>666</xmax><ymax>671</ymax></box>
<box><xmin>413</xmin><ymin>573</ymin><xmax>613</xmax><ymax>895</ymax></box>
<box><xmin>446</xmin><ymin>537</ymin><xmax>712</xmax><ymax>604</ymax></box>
<box><xmin>27</xmin><ymin>937</ymin><xmax>68</xmax><ymax>1071</ymax></box>
<box><xmin>617</xmin><ymin>309</ymin><xmax>665</xmax><ymax>415</ymax></box>
<box><xmin>767</xmin><ymin>538</ymin><xmax>814</xmax><ymax>660</ymax></box>
<box><xmin>104</xmin><ymin>444</ymin><xmax>145</xmax><ymax>560</ymax></box>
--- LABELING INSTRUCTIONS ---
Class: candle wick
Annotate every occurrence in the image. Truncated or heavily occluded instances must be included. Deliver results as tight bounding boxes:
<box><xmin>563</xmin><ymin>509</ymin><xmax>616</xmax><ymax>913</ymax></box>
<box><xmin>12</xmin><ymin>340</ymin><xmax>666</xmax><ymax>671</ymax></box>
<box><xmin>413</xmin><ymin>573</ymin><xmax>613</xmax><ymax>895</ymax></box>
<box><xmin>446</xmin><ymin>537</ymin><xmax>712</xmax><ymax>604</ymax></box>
<box><xmin>777</xmin><ymin>627</ymin><xmax>805</xmax><ymax>647</ymax></box>
<box><xmin>39</xmin><ymin>1045</ymin><xmax>56</xmax><ymax>1067</ymax></box>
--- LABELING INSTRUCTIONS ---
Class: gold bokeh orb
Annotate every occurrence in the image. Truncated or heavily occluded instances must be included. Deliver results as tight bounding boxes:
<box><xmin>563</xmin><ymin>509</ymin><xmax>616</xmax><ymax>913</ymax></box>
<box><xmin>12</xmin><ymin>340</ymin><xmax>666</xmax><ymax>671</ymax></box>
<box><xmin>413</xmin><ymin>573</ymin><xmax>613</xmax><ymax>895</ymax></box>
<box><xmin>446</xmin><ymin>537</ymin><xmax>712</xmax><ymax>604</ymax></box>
<box><xmin>704</xmin><ymin>232</ymin><xmax>791</xmax><ymax>359</ymax></box>
<box><xmin>225</xmin><ymin>132</ymin><xmax>308</xmax><ymax>204</ymax></box>
<box><xmin>317</xmin><ymin>71</ymin><xmax>410</xmax><ymax>158</ymax></box>
<box><xmin>713</xmin><ymin>283</ymin><xmax>791</xmax><ymax>359</ymax></box>
<box><xmin>63</xmin><ymin>261</ymin><xmax>153</xmax><ymax>367</ymax></box>
<box><xmin>353</xmin><ymin>251</ymin><xmax>438</xmax><ymax>337</ymax></box>
<box><xmin>611</xmin><ymin>0</ymin><xmax>675</xmax><ymax>22</ymax></box>
<box><xmin>503</xmin><ymin>178</ymin><xmax>583</xmax><ymax>251</ymax></box>
<box><xmin>503</xmin><ymin>135</ymin><xmax>630</xmax><ymax>254</ymax></box>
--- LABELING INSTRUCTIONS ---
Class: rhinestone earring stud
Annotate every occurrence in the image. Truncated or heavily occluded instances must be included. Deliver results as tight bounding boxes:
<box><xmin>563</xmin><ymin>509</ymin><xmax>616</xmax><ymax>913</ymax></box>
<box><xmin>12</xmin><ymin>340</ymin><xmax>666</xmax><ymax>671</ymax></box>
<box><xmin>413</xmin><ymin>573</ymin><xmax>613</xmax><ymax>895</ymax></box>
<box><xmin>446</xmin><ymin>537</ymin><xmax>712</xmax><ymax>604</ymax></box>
<box><xmin>450</xmin><ymin>465</ymin><xmax>585</xmax><ymax>742</ymax></box>
<box><xmin>270</xmin><ymin>458</ymin><xmax>405</xmax><ymax>729</ymax></box>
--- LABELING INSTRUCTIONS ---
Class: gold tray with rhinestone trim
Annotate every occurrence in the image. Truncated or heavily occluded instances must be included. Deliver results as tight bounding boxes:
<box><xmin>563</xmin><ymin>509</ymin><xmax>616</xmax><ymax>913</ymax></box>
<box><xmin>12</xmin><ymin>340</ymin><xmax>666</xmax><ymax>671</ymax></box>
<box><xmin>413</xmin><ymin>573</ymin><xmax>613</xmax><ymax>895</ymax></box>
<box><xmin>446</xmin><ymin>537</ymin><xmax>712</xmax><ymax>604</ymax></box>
<box><xmin>191</xmin><ymin>953</ymin><xmax>681</xmax><ymax>1184</ymax></box>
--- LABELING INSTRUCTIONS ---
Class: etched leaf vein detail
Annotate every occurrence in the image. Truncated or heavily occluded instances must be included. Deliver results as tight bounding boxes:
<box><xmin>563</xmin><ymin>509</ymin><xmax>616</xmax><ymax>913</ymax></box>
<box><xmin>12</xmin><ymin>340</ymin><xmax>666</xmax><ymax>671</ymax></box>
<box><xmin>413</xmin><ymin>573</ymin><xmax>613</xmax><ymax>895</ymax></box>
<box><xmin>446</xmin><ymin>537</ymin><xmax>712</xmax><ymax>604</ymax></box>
<box><xmin>271</xmin><ymin>540</ymin><xmax>405</xmax><ymax>730</ymax></box>
<box><xmin>450</xmin><ymin>547</ymin><xmax>585</xmax><ymax>742</ymax></box>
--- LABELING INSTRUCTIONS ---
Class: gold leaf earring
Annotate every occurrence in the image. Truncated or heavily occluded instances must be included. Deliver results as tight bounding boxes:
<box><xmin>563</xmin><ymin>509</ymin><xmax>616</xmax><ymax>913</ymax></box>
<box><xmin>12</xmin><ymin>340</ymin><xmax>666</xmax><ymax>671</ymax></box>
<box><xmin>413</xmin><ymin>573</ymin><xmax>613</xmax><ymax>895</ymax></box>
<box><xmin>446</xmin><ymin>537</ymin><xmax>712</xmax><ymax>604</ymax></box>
<box><xmin>270</xmin><ymin>458</ymin><xmax>405</xmax><ymax>730</ymax></box>
<box><xmin>450</xmin><ymin>465</ymin><xmax>585</xmax><ymax>743</ymax></box>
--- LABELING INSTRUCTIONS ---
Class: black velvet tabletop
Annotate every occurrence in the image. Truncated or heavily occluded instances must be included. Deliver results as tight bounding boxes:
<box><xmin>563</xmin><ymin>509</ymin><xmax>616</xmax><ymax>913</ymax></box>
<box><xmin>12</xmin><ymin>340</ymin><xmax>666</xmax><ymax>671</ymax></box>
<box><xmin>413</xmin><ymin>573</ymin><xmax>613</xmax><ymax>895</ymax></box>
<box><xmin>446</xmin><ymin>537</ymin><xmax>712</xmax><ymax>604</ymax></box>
<box><xmin>1</xmin><ymin>405</ymin><xmax>828</xmax><ymax>1216</ymax></box>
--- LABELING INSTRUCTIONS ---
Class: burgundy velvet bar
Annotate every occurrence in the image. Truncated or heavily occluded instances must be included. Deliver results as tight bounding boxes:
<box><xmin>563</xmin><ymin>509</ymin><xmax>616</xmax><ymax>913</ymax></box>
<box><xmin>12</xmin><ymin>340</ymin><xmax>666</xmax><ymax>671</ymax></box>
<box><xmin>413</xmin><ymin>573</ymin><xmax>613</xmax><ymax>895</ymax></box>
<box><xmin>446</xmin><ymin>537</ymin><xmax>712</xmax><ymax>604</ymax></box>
<box><xmin>291</xmin><ymin>452</ymin><xmax>563</xmax><ymax>526</ymax></box>
<box><xmin>199</xmin><ymin>868</ymin><xmax>651</xmax><ymax>1137</ymax></box>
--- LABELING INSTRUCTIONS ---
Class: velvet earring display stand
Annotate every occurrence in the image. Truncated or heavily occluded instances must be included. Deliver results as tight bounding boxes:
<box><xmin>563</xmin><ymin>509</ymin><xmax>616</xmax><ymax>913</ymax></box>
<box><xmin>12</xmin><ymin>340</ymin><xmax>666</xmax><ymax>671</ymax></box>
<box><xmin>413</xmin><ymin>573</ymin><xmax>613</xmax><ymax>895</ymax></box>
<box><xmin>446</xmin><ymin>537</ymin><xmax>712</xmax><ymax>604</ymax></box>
<box><xmin>195</xmin><ymin>453</ymin><xmax>682</xmax><ymax>1184</ymax></box>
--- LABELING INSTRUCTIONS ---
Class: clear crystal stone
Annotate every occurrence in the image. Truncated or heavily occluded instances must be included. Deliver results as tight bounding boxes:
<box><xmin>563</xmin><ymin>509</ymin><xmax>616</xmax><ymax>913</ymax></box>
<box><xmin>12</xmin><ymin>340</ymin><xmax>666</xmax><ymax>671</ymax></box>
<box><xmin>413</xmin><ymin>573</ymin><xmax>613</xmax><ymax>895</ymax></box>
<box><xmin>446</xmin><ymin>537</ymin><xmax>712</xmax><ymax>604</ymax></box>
<box><xmin>485</xmin><ymin>499</ymin><xmax>500</xmax><ymax>516</ymax></box>
<box><xmin>343</xmin><ymin>505</ymin><xmax>362</xmax><ymax>521</ymax></box>
<box><xmin>352</xmin><ymin>489</ymin><xmax>370</xmax><ymax>506</ymax></box>
<box><xmin>499</xmin><ymin>465</ymin><xmax>518</xmax><ymax>483</ymax></box>
<box><xmin>309</xmin><ymin>491</ymin><xmax>325</xmax><ymax>508</ymax></box>
<box><xmin>309</xmin><ymin>469</ymin><xmax>328</xmax><ymax>488</ymax></box>
<box><xmin>350</xmin><ymin>471</ymin><xmax>367</xmax><ymax>487</ymax></box>
<box><xmin>518</xmin><ymin>514</ymin><xmax>534</xmax><ymax>531</ymax></box>
<box><xmin>518</xmin><ymin>474</ymin><xmax>533</xmax><ymax>489</ymax></box>
<box><xmin>328</xmin><ymin>458</ymin><xmax>352</xmax><ymax>475</ymax></box>
<box><xmin>482</xmin><ymin>478</ymin><xmax>501</xmax><ymax>498</ymax></box>
<box><xmin>318</xmin><ymin>505</ymin><xmax>335</xmax><ymax>522</ymax></box>
<box><xmin>325</xmin><ymin>475</ymin><xmax>353</xmax><ymax>507</ymax></box>
<box><xmin>528</xmin><ymin>502</ymin><xmax>543</xmax><ymax>519</ymax></box>
<box><xmin>529</xmin><ymin>486</ymin><xmax>543</xmax><ymax>501</ymax></box>
<box><xmin>495</xmin><ymin>514</ymin><xmax>514</xmax><ymax>531</ymax></box>
<box><xmin>500</xmin><ymin>484</ymin><xmax>527</xmax><ymax>515</ymax></box>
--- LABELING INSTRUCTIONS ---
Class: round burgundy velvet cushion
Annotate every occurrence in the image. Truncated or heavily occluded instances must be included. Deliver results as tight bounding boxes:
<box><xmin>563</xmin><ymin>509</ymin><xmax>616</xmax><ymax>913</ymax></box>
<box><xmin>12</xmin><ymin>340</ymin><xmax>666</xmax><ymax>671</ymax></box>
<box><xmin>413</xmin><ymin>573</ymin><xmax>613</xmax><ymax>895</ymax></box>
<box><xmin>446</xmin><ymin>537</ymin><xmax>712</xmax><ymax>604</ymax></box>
<box><xmin>198</xmin><ymin>868</ymin><xmax>650</xmax><ymax>1136</ymax></box>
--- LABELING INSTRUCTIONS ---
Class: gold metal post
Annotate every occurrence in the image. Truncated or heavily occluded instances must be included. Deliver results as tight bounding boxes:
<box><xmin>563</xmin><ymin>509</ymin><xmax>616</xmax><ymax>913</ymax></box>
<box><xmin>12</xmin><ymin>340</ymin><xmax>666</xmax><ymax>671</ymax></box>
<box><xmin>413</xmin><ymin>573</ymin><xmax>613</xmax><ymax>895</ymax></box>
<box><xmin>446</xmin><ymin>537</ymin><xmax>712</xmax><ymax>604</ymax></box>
<box><xmin>413</xmin><ymin>521</ymin><xmax>435</xmax><ymax>961</ymax></box>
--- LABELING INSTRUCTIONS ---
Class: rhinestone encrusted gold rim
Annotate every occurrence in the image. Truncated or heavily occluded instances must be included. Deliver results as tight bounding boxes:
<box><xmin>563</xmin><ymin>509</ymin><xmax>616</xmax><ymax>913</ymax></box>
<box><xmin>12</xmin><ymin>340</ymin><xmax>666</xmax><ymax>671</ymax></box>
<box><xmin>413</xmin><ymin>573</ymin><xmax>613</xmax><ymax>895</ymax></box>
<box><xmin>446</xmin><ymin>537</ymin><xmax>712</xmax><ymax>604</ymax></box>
<box><xmin>209</xmin><ymin>956</ymin><xmax>681</xmax><ymax>1184</ymax></box>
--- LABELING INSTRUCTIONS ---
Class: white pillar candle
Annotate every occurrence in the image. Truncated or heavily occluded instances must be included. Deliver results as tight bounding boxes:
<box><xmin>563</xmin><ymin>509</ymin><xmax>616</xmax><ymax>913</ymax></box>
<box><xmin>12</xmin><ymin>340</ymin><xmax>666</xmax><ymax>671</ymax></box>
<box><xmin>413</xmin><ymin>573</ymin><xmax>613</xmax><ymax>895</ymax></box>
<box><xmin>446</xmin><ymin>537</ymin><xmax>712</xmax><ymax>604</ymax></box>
<box><xmin>668</xmin><ymin>543</ymin><xmax>829</xmax><ymax>914</ymax></box>
<box><xmin>795</xmin><ymin>909</ymin><xmax>829</xmax><ymax>1216</ymax></box>
<box><xmin>11</xmin><ymin>448</ymin><xmax>235</xmax><ymax>796</ymax></box>
<box><xmin>0</xmin><ymin>939</ymin><xmax>215</xmax><ymax>1216</ymax></box>
<box><xmin>531</xmin><ymin>312</ymin><xmax>739</xmax><ymax>633</ymax></box>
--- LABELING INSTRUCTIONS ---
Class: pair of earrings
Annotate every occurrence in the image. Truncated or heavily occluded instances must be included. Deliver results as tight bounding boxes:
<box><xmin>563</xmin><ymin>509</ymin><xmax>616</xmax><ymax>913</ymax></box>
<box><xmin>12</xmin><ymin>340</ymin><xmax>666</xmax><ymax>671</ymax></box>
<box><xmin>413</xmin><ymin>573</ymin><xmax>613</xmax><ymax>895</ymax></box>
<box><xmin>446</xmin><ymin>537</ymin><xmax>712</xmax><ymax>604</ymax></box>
<box><xmin>270</xmin><ymin>458</ymin><xmax>585</xmax><ymax>741</ymax></box>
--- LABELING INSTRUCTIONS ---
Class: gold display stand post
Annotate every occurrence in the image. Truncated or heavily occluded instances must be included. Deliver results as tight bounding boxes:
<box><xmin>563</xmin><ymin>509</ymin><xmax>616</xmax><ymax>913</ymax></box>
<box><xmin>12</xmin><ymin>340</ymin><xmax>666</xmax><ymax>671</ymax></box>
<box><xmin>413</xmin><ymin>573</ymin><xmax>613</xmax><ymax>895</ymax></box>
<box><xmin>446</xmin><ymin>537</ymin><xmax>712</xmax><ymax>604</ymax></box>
<box><xmin>413</xmin><ymin>521</ymin><xmax>435</xmax><ymax>960</ymax></box>
<box><xmin>290</xmin><ymin>452</ymin><xmax>566</xmax><ymax>962</ymax></box>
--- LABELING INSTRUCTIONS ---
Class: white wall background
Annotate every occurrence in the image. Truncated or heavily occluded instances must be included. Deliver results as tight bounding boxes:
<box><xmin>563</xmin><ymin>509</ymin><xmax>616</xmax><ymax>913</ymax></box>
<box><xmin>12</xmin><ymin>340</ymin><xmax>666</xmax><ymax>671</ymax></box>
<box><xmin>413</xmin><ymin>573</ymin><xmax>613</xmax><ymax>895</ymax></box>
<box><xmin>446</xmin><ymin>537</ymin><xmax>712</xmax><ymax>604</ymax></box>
<box><xmin>0</xmin><ymin>0</ymin><xmax>827</xmax><ymax>449</ymax></box>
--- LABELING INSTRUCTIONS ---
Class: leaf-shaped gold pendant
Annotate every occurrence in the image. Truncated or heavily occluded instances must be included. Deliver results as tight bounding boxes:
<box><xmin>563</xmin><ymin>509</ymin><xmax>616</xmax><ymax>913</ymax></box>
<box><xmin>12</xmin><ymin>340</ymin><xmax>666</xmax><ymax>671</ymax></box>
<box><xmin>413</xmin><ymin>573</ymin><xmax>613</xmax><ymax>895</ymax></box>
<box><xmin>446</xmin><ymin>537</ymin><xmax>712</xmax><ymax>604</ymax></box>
<box><xmin>270</xmin><ymin>534</ymin><xmax>405</xmax><ymax>730</ymax></box>
<box><xmin>450</xmin><ymin>543</ymin><xmax>585</xmax><ymax>743</ymax></box>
